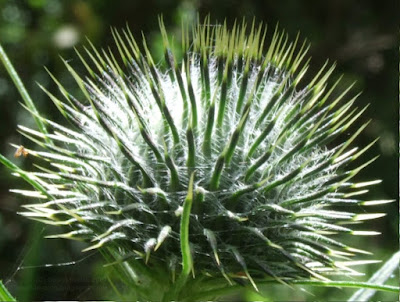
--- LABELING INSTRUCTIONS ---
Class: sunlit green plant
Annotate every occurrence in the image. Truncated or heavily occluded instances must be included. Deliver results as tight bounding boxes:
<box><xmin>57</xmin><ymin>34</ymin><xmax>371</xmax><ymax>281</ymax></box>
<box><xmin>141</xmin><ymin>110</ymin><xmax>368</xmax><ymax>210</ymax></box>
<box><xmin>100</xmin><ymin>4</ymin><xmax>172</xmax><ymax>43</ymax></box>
<box><xmin>0</xmin><ymin>17</ymin><xmax>397</xmax><ymax>301</ymax></box>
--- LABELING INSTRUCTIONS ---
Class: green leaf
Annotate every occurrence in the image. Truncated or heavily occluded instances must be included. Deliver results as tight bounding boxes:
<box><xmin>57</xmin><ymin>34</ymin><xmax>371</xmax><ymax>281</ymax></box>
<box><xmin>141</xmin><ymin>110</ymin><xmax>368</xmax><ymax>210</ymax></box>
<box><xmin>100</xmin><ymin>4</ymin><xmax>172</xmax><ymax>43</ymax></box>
<box><xmin>348</xmin><ymin>251</ymin><xmax>400</xmax><ymax>301</ymax></box>
<box><xmin>0</xmin><ymin>281</ymin><xmax>16</xmax><ymax>302</ymax></box>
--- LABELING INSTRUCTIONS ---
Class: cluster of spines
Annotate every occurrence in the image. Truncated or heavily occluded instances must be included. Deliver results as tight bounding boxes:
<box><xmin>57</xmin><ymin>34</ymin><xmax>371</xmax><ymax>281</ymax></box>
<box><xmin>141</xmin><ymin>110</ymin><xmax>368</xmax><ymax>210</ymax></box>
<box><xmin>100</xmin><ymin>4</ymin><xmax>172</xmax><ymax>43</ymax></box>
<box><xmin>0</xmin><ymin>17</ymin><xmax>390</xmax><ymax>294</ymax></box>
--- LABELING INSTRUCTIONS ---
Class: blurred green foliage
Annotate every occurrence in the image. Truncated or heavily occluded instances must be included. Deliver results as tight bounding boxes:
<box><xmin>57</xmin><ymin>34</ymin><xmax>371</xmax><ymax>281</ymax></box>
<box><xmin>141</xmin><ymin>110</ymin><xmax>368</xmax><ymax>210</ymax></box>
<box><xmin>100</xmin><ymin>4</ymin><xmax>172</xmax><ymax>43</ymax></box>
<box><xmin>0</xmin><ymin>0</ymin><xmax>397</xmax><ymax>300</ymax></box>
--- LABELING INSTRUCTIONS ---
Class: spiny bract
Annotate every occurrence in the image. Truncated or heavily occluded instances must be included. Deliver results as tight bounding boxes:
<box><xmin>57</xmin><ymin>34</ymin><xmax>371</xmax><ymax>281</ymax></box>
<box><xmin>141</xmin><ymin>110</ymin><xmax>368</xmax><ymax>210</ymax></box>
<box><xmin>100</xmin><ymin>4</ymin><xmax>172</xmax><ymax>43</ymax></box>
<box><xmin>6</xmin><ymin>17</ymin><xmax>388</xmax><ymax>299</ymax></box>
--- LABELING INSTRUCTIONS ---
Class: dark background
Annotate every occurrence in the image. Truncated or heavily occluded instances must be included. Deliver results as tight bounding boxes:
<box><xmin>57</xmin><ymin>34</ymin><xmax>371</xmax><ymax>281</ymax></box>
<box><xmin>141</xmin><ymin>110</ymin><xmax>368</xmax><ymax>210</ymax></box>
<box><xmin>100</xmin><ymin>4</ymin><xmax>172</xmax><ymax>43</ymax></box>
<box><xmin>0</xmin><ymin>0</ymin><xmax>398</xmax><ymax>300</ymax></box>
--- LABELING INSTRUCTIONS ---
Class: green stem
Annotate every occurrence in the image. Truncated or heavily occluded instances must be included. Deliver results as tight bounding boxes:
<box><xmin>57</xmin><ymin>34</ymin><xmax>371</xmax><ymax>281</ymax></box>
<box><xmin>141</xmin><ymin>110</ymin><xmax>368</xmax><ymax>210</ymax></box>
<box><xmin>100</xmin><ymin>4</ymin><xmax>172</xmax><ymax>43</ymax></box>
<box><xmin>165</xmin><ymin>172</ymin><xmax>195</xmax><ymax>301</ymax></box>
<box><xmin>191</xmin><ymin>280</ymin><xmax>399</xmax><ymax>301</ymax></box>
<box><xmin>290</xmin><ymin>280</ymin><xmax>399</xmax><ymax>292</ymax></box>
<box><xmin>0</xmin><ymin>44</ymin><xmax>50</xmax><ymax>143</ymax></box>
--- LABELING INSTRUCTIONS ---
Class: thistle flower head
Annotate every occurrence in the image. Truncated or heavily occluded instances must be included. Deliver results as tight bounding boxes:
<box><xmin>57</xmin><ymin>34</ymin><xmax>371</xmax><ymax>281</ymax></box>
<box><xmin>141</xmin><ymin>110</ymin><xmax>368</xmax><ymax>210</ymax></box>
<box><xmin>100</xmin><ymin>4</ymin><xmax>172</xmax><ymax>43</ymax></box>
<box><xmin>4</xmin><ymin>17</ymin><xmax>389</xmax><ymax>299</ymax></box>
